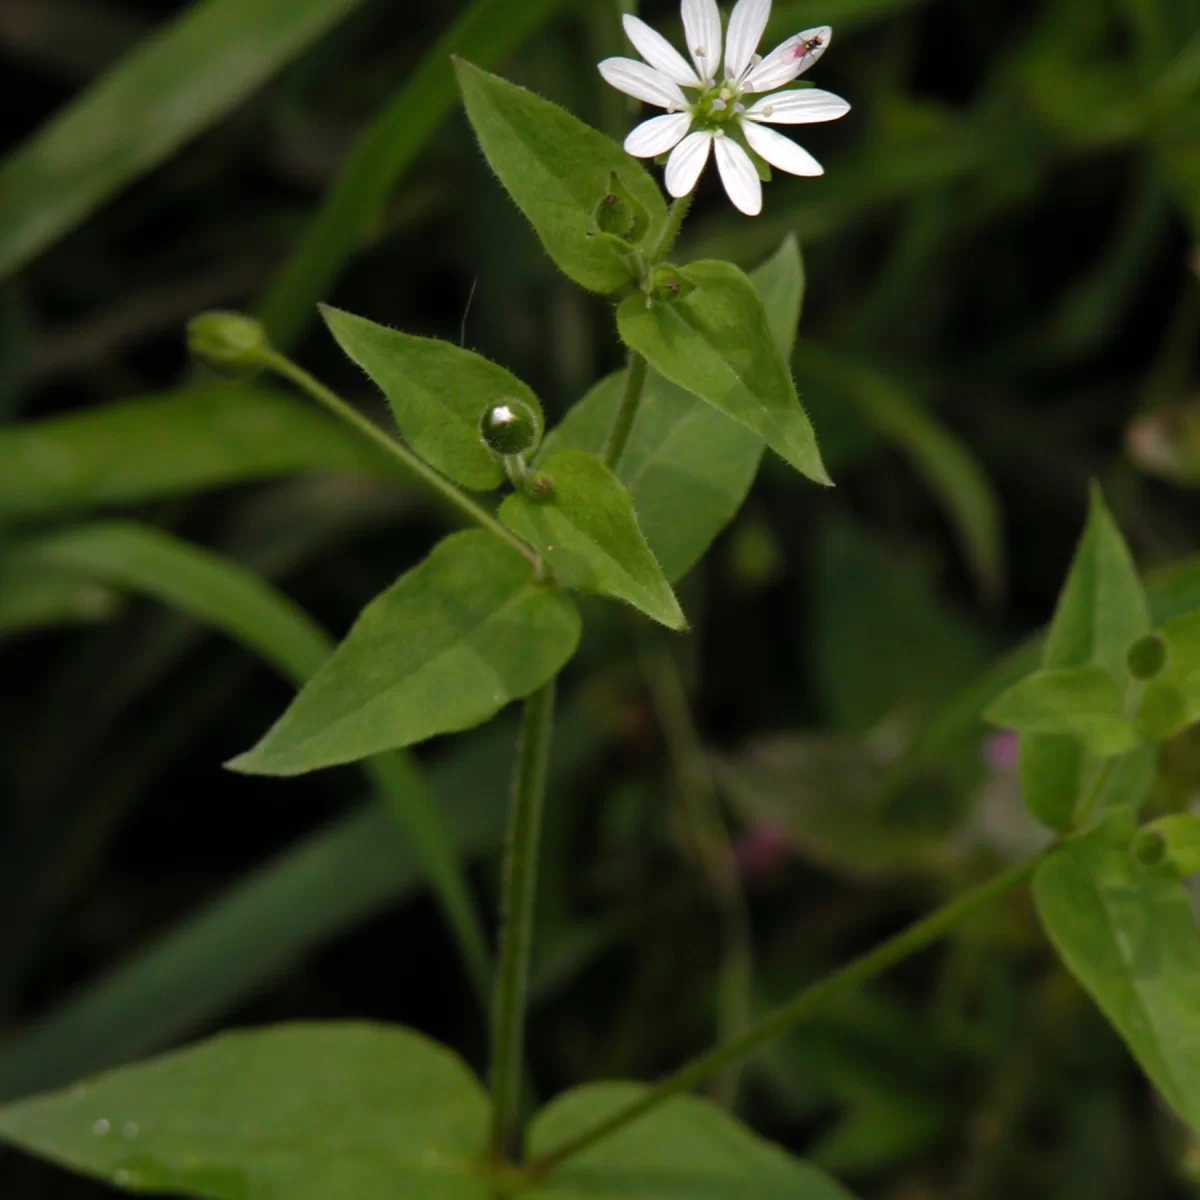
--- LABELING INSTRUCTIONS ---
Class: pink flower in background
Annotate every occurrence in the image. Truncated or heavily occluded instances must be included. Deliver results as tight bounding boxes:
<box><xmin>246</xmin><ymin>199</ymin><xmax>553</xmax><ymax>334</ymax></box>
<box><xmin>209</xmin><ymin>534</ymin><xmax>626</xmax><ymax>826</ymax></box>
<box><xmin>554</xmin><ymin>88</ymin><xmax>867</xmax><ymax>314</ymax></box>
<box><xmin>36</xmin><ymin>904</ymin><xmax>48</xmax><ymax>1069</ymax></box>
<box><xmin>734</xmin><ymin>824</ymin><xmax>791</xmax><ymax>878</ymax></box>
<box><xmin>983</xmin><ymin>731</ymin><xmax>1019</xmax><ymax>773</ymax></box>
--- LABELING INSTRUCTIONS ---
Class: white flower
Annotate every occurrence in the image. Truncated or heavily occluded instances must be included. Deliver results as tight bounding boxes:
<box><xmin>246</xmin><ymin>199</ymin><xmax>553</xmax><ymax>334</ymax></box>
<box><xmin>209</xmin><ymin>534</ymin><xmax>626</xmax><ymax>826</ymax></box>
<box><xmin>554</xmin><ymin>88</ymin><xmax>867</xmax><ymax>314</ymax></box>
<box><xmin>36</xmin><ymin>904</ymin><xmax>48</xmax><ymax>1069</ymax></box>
<box><xmin>598</xmin><ymin>0</ymin><xmax>850</xmax><ymax>216</ymax></box>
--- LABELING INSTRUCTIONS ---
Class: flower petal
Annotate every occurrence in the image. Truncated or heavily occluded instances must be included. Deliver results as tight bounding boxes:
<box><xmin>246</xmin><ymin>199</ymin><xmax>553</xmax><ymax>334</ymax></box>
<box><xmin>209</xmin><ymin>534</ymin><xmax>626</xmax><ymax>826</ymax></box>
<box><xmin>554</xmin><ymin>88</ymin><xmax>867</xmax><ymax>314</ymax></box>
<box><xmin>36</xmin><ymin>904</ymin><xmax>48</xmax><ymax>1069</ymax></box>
<box><xmin>681</xmin><ymin>0</ymin><xmax>723</xmax><ymax>84</ymax></box>
<box><xmin>625</xmin><ymin>112</ymin><xmax>693</xmax><ymax>158</ymax></box>
<box><xmin>742</xmin><ymin>25</ymin><xmax>831</xmax><ymax>93</ymax></box>
<box><xmin>665</xmin><ymin>130</ymin><xmax>714</xmax><ymax>198</ymax></box>
<box><xmin>622</xmin><ymin>14</ymin><xmax>700</xmax><ymax>86</ymax></box>
<box><xmin>714</xmin><ymin>133</ymin><xmax>762</xmax><ymax>215</ymax></box>
<box><xmin>598</xmin><ymin>57</ymin><xmax>689</xmax><ymax>109</ymax></box>
<box><xmin>741</xmin><ymin>120</ymin><xmax>823</xmax><ymax>176</ymax></box>
<box><xmin>725</xmin><ymin>0</ymin><xmax>772</xmax><ymax>81</ymax></box>
<box><xmin>745</xmin><ymin>87</ymin><xmax>850</xmax><ymax>124</ymax></box>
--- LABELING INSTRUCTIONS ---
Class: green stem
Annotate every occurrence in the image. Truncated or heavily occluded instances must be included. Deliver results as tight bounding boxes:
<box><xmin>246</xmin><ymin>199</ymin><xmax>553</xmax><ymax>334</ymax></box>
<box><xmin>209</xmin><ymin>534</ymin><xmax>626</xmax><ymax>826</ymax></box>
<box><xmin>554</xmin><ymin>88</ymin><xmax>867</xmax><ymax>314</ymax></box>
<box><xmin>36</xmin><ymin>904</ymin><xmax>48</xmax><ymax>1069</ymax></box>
<box><xmin>489</xmin><ymin>680</ymin><xmax>557</xmax><ymax>1162</ymax></box>
<box><xmin>649</xmin><ymin>193</ymin><xmax>693</xmax><ymax>264</ymax></box>
<box><xmin>603</xmin><ymin>352</ymin><xmax>648</xmax><ymax>471</ymax></box>
<box><xmin>526</xmin><ymin>852</ymin><xmax>1044</xmax><ymax>1178</ymax></box>
<box><xmin>259</xmin><ymin>349</ymin><xmax>536</xmax><ymax>566</ymax></box>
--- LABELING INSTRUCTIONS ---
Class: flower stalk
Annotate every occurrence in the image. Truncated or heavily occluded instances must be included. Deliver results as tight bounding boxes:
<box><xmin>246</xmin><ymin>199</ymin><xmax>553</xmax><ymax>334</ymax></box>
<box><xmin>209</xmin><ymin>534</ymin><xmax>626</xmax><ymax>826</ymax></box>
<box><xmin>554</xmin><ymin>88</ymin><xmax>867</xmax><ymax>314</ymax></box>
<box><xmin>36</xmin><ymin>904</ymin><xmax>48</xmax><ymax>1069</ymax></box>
<box><xmin>258</xmin><ymin>348</ymin><xmax>537</xmax><ymax>566</ymax></box>
<box><xmin>525</xmin><ymin>851</ymin><xmax>1044</xmax><ymax>1178</ymax></box>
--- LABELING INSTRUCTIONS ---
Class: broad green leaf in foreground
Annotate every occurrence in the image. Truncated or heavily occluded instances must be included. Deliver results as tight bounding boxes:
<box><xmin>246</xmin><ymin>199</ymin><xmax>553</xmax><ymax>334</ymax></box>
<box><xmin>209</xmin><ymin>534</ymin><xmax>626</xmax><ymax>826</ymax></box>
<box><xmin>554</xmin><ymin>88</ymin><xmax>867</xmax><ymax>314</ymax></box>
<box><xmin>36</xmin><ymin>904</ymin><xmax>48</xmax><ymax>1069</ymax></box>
<box><xmin>229</xmin><ymin>530</ymin><xmax>581</xmax><ymax>775</ymax></box>
<box><xmin>500</xmin><ymin>451</ymin><xmax>685</xmax><ymax>630</ymax></box>
<box><xmin>617</xmin><ymin>260</ymin><xmax>831</xmax><ymax>485</ymax></box>
<box><xmin>454</xmin><ymin>60</ymin><xmax>667</xmax><ymax>294</ymax></box>
<box><xmin>985</xmin><ymin>666</ymin><xmax>1139</xmax><ymax>756</ymax></box>
<box><xmin>0</xmin><ymin>0</ymin><xmax>372</xmax><ymax>280</ymax></box>
<box><xmin>1020</xmin><ymin>488</ymin><xmax>1150</xmax><ymax>829</ymax></box>
<box><xmin>320</xmin><ymin>305</ymin><xmax>543</xmax><ymax>492</ymax></box>
<box><xmin>0</xmin><ymin>384</ymin><xmax>395</xmax><ymax>523</ymax></box>
<box><xmin>0</xmin><ymin>1024</ymin><xmax>491</xmax><ymax>1199</ymax></box>
<box><xmin>542</xmin><ymin>239</ymin><xmax>802</xmax><ymax>582</ymax></box>
<box><xmin>1034</xmin><ymin>823</ymin><xmax>1200</xmax><ymax>1132</ymax></box>
<box><xmin>527</xmin><ymin>1083</ymin><xmax>856</xmax><ymax>1199</ymax></box>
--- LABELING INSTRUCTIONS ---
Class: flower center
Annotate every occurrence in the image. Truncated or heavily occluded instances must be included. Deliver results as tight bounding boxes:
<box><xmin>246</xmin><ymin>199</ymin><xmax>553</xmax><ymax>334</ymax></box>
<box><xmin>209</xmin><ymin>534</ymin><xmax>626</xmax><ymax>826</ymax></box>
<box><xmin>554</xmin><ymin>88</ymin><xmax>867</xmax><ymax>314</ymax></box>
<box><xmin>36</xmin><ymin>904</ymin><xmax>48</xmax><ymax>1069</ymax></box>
<box><xmin>688</xmin><ymin>82</ymin><xmax>745</xmax><ymax>130</ymax></box>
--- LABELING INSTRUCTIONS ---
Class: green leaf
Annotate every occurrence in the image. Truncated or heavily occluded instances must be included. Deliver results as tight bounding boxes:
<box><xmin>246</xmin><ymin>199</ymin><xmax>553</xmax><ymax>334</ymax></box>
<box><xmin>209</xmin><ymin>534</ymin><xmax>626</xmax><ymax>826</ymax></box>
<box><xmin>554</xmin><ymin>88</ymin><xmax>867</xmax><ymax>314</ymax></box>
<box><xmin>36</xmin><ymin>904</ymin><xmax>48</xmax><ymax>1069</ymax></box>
<box><xmin>527</xmin><ymin>1083</ymin><xmax>856</xmax><ymax>1198</ymax></box>
<box><xmin>454</xmin><ymin>60</ymin><xmax>666</xmax><ymax>294</ymax></box>
<box><xmin>500</xmin><ymin>451</ymin><xmax>685</xmax><ymax>630</ymax></box>
<box><xmin>229</xmin><ymin>530</ymin><xmax>581</xmax><ymax>775</ymax></box>
<box><xmin>259</xmin><ymin>0</ymin><xmax>570</xmax><ymax>348</ymax></box>
<box><xmin>1020</xmin><ymin>487</ymin><xmax>1151</xmax><ymax>829</ymax></box>
<box><xmin>541</xmin><ymin>238</ymin><xmax>802</xmax><ymax>582</ymax></box>
<box><xmin>320</xmin><ymin>305</ymin><xmax>542</xmax><ymax>491</ymax></box>
<box><xmin>985</xmin><ymin>666</ymin><xmax>1140</xmax><ymax>756</ymax></box>
<box><xmin>0</xmin><ymin>561</ymin><xmax>120</xmax><ymax>635</ymax></box>
<box><xmin>751</xmin><ymin>234</ymin><xmax>806</xmax><ymax>354</ymax></box>
<box><xmin>0</xmin><ymin>0</ymin><xmax>372</xmax><ymax>281</ymax></box>
<box><xmin>0</xmin><ymin>1024</ymin><xmax>492</xmax><ymax>1198</ymax></box>
<box><xmin>1034</xmin><ymin>823</ymin><xmax>1200</xmax><ymax>1133</ymax></box>
<box><xmin>0</xmin><ymin>384</ymin><xmax>396</xmax><ymax>523</ymax></box>
<box><xmin>617</xmin><ymin>260</ymin><xmax>831</xmax><ymax>485</ymax></box>
<box><xmin>3</xmin><ymin>522</ymin><xmax>491</xmax><ymax>1000</ymax></box>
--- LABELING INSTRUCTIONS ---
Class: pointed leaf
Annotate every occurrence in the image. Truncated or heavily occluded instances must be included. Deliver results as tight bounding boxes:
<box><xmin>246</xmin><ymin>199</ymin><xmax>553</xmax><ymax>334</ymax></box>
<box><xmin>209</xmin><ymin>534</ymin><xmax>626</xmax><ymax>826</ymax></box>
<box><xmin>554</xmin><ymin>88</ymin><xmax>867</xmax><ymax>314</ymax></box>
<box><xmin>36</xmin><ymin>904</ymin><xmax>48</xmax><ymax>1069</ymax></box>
<box><xmin>542</xmin><ymin>238</ymin><xmax>803</xmax><ymax>581</ymax></box>
<box><xmin>500</xmin><ymin>451</ymin><xmax>685</xmax><ymax>629</ymax></box>
<box><xmin>321</xmin><ymin>306</ymin><xmax>542</xmax><ymax>491</ymax></box>
<box><xmin>985</xmin><ymin>666</ymin><xmax>1140</xmax><ymax>756</ymax></box>
<box><xmin>617</xmin><ymin>259</ymin><xmax>830</xmax><ymax>484</ymax></box>
<box><xmin>527</xmin><ymin>1083</ymin><xmax>856</xmax><ymax>1199</ymax></box>
<box><xmin>454</xmin><ymin>60</ymin><xmax>667</xmax><ymax>294</ymax></box>
<box><xmin>229</xmin><ymin>530</ymin><xmax>581</xmax><ymax>775</ymax></box>
<box><xmin>0</xmin><ymin>1024</ymin><xmax>492</xmax><ymax>1198</ymax></box>
<box><xmin>1021</xmin><ymin>487</ymin><xmax>1151</xmax><ymax>829</ymax></box>
<box><xmin>1034</xmin><ymin>824</ymin><xmax>1200</xmax><ymax>1132</ymax></box>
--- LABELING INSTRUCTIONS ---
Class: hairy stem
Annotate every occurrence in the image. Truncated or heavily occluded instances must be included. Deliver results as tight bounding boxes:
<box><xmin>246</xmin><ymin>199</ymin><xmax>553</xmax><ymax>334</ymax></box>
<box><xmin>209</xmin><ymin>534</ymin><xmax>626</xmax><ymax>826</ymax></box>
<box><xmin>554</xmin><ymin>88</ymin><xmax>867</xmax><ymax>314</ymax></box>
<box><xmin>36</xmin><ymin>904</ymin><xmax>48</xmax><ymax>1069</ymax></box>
<box><xmin>526</xmin><ymin>853</ymin><xmax>1044</xmax><ymax>1177</ymax></box>
<box><xmin>489</xmin><ymin>680</ymin><xmax>557</xmax><ymax>1162</ymax></box>
<box><xmin>260</xmin><ymin>349</ymin><xmax>536</xmax><ymax>565</ymax></box>
<box><xmin>649</xmin><ymin>193</ymin><xmax>693</xmax><ymax>263</ymax></box>
<box><xmin>603</xmin><ymin>352</ymin><xmax>648</xmax><ymax>471</ymax></box>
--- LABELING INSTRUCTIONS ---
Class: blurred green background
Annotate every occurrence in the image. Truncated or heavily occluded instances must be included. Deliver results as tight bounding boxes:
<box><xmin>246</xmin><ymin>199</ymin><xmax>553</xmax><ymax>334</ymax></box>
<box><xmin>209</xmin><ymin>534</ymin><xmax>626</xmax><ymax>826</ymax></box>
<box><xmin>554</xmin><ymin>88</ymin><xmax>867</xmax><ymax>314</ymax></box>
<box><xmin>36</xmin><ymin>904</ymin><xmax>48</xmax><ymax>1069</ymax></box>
<box><xmin>1</xmin><ymin>0</ymin><xmax>1200</xmax><ymax>1195</ymax></box>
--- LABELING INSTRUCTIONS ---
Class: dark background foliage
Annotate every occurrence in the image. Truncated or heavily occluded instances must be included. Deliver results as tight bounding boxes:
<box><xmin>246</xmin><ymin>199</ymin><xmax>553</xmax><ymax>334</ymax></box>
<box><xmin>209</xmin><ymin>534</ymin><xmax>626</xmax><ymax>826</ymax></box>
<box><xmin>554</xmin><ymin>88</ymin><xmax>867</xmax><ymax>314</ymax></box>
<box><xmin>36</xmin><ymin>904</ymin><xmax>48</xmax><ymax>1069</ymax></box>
<box><xmin>1</xmin><ymin>0</ymin><xmax>1199</xmax><ymax>1195</ymax></box>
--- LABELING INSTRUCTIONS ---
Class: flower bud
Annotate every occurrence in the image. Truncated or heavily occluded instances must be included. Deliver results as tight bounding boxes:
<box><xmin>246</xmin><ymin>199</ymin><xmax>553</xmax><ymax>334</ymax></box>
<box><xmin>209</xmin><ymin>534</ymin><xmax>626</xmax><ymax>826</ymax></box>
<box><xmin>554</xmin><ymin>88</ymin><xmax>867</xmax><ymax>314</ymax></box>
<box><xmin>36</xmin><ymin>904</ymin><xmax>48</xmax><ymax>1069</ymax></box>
<box><xmin>648</xmin><ymin>264</ymin><xmax>695</xmax><ymax>303</ymax></box>
<box><xmin>1131</xmin><ymin>814</ymin><xmax>1200</xmax><ymax>877</ymax></box>
<box><xmin>1128</xmin><ymin>632</ymin><xmax>1168</xmax><ymax>681</ymax></box>
<box><xmin>187</xmin><ymin>311</ymin><xmax>268</xmax><ymax>369</ymax></box>
<box><xmin>593</xmin><ymin>171</ymin><xmax>649</xmax><ymax>243</ymax></box>
<box><xmin>479</xmin><ymin>398</ymin><xmax>539</xmax><ymax>457</ymax></box>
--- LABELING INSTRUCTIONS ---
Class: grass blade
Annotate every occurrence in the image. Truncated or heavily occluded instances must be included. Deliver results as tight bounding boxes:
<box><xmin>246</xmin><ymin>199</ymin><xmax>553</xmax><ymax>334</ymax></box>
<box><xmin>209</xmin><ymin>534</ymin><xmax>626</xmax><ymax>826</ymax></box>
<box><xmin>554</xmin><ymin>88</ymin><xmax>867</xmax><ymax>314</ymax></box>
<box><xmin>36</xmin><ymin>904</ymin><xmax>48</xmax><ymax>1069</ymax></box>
<box><xmin>2</xmin><ymin>522</ymin><xmax>491</xmax><ymax>999</ymax></box>
<box><xmin>0</xmin><ymin>0</ymin><xmax>373</xmax><ymax>280</ymax></box>
<box><xmin>259</xmin><ymin>0</ymin><xmax>570</xmax><ymax>348</ymax></box>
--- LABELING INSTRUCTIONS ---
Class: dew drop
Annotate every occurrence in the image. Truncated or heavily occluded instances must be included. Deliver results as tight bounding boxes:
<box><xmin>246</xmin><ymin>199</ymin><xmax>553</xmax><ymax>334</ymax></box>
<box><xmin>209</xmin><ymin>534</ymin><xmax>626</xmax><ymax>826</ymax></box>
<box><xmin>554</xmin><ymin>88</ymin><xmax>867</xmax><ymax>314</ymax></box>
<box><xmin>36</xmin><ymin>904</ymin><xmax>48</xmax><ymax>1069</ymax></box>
<box><xmin>122</xmin><ymin>1122</ymin><xmax>140</xmax><ymax>1140</ymax></box>
<box><xmin>114</xmin><ymin>1168</ymin><xmax>132</xmax><ymax>1186</ymax></box>
<box><xmin>92</xmin><ymin>1119</ymin><xmax>111</xmax><ymax>1137</ymax></box>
